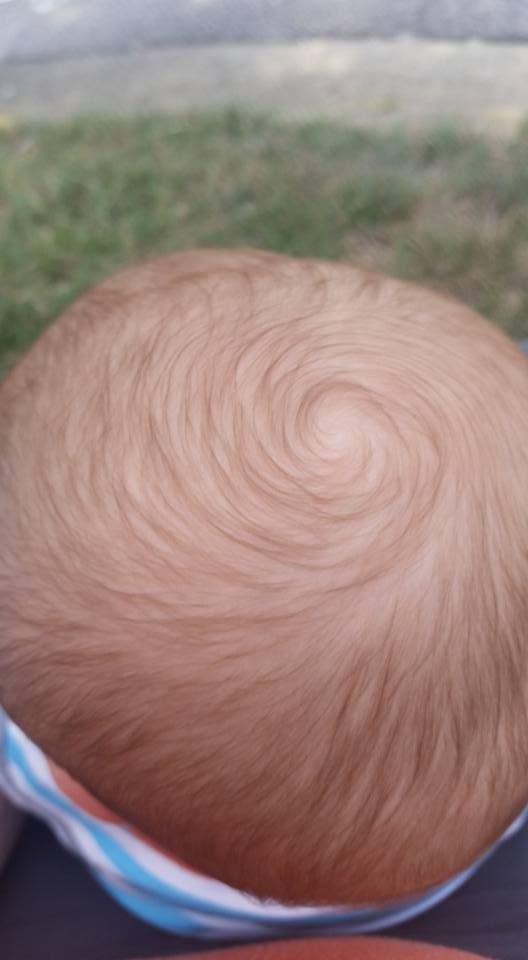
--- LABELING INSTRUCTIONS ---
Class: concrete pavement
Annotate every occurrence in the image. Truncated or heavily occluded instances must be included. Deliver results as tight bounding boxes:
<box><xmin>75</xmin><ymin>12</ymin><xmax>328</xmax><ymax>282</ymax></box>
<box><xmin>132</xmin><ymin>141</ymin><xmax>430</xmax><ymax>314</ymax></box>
<box><xmin>1</xmin><ymin>39</ymin><xmax>527</xmax><ymax>135</ymax></box>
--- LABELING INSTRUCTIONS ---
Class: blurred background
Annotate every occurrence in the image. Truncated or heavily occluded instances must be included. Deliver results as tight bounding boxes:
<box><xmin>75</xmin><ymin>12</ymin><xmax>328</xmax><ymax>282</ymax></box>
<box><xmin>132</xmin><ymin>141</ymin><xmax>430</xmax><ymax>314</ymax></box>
<box><xmin>1</xmin><ymin>0</ymin><xmax>528</xmax><ymax>371</ymax></box>
<box><xmin>1</xmin><ymin>8</ymin><xmax>528</xmax><ymax>960</ymax></box>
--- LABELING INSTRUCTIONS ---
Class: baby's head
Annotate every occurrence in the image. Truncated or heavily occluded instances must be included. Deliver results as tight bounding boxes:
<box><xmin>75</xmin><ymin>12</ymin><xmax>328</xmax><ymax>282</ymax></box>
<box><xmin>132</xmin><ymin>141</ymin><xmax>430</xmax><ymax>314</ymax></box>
<box><xmin>1</xmin><ymin>249</ymin><xmax>528</xmax><ymax>906</ymax></box>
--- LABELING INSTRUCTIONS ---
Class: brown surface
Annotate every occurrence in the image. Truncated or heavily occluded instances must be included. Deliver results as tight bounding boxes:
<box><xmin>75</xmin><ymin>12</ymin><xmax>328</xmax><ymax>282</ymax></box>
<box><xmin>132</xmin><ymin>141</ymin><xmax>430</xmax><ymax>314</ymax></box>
<box><xmin>152</xmin><ymin>938</ymin><xmax>488</xmax><ymax>959</ymax></box>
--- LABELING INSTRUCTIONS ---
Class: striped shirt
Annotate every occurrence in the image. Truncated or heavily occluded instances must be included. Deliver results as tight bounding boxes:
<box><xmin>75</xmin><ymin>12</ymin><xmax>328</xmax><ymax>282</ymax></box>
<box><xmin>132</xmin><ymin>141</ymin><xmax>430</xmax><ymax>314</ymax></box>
<box><xmin>1</xmin><ymin>710</ymin><xmax>526</xmax><ymax>940</ymax></box>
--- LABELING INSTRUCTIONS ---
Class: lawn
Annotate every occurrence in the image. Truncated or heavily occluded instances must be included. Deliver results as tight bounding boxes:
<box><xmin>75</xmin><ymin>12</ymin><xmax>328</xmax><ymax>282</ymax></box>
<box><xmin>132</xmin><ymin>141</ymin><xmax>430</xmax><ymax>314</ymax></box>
<box><xmin>1</xmin><ymin>109</ymin><xmax>528</xmax><ymax>372</ymax></box>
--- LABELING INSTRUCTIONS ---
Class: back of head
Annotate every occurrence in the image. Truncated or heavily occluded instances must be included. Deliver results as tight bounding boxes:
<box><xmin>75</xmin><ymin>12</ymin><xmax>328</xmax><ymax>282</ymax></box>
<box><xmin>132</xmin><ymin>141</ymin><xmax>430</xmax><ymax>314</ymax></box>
<box><xmin>1</xmin><ymin>249</ymin><xmax>528</xmax><ymax>905</ymax></box>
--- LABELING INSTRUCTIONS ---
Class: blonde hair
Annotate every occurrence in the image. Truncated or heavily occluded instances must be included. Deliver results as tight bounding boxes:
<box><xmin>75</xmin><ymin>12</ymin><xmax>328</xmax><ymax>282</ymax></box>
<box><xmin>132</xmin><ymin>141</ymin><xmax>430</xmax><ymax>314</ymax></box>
<box><xmin>1</xmin><ymin>249</ymin><xmax>528</xmax><ymax>905</ymax></box>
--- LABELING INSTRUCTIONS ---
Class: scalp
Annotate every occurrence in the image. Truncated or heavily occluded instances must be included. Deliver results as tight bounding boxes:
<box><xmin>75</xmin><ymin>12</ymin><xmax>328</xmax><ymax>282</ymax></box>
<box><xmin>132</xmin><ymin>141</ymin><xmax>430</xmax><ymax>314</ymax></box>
<box><xmin>1</xmin><ymin>249</ymin><xmax>528</xmax><ymax>905</ymax></box>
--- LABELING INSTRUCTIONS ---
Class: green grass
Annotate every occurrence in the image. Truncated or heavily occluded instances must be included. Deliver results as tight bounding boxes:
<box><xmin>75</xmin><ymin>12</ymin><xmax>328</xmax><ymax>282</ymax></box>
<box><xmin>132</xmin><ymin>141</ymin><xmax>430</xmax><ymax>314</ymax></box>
<box><xmin>1</xmin><ymin>109</ymin><xmax>528</xmax><ymax>371</ymax></box>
